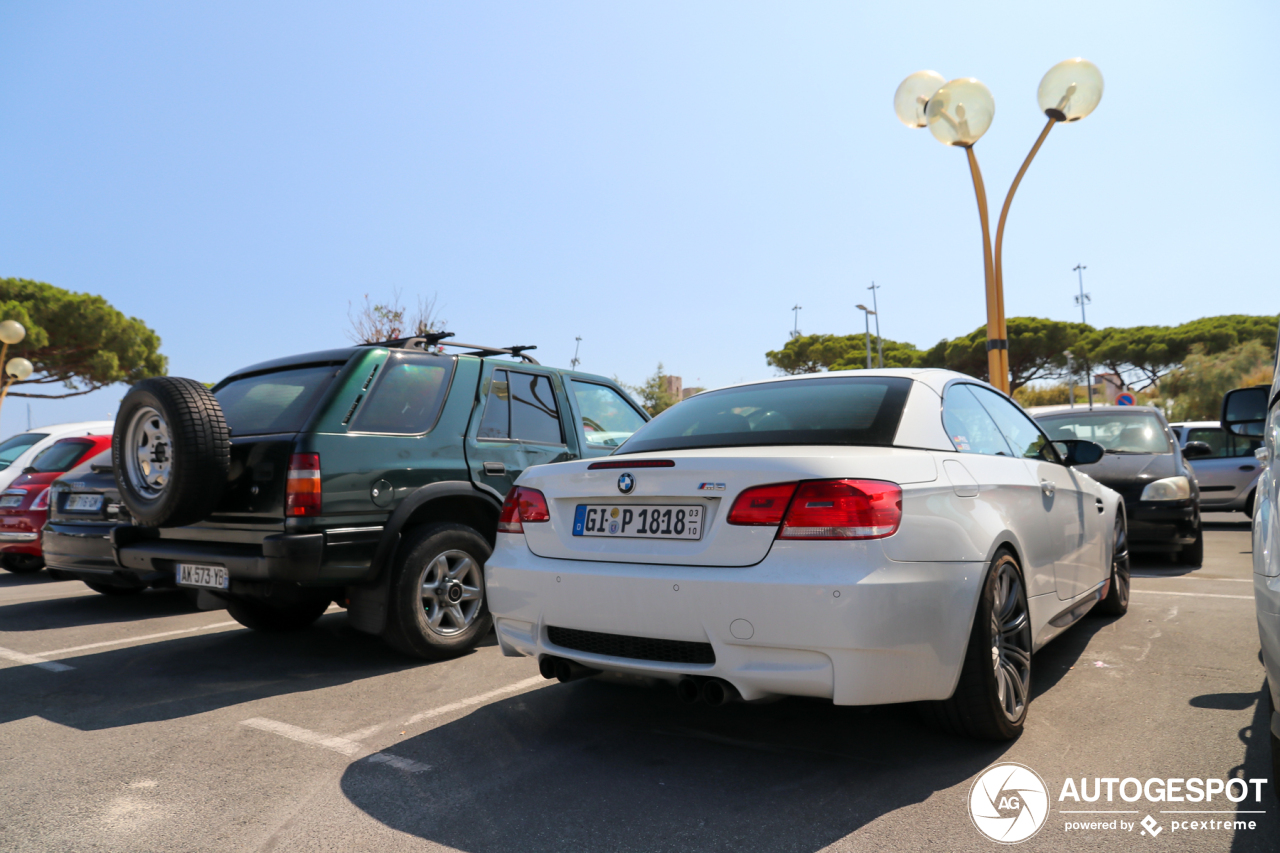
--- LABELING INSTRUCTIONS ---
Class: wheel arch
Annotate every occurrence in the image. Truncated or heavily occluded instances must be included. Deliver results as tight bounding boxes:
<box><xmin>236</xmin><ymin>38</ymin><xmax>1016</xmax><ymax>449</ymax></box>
<box><xmin>370</xmin><ymin>481</ymin><xmax>502</xmax><ymax>580</ymax></box>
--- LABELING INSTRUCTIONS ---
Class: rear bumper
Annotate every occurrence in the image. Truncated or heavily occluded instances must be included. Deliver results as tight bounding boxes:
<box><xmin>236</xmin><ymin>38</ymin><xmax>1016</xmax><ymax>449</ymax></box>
<box><xmin>0</xmin><ymin>510</ymin><xmax>44</xmax><ymax>555</ymax></box>
<box><xmin>486</xmin><ymin>534</ymin><xmax>985</xmax><ymax>705</ymax></box>
<box><xmin>115</xmin><ymin>532</ymin><xmax>325</xmax><ymax>583</ymax></box>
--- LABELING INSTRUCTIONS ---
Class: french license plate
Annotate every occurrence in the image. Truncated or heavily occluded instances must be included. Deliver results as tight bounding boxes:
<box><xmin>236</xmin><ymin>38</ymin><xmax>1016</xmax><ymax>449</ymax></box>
<box><xmin>177</xmin><ymin>563</ymin><xmax>228</xmax><ymax>590</ymax></box>
<box><xmin>66</xmin><ymin>494</ymin><xmax>104</xmax><ymax>512</ymax></box>
<box><xmin>0</xmin><ymin>495</ymin><xmax>22</xmax><ymax>508</ymax></box>
<box><xmin>573</xmin><ymin>504</ymin><xmax>703</xmax><ymax>540</ymax></box>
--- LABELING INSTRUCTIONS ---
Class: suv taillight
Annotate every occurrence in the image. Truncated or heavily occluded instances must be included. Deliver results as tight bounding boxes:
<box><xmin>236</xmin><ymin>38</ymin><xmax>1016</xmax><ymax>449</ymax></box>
<box><xmin>286</xmin><ymin>453</ymin><xmax>321</xmax><ymax>517</ymax></box>
<box><xmin>778</xmin><ymin>479</ymin><xmax>901</xmax><ymax>540</ymax></box>
<box><xmin>498</xmin><ymin>487</ymin><xmax>550</xmax><ymax>534</ymax></box>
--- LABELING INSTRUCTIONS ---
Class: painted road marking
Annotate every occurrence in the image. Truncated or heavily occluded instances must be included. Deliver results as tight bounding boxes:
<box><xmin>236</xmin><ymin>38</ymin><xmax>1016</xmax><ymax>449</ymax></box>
<box><xmin>240</xmin><ymin>717</ymin><xmax>430</xmax><ymax>772</ymax></box>
<box><xmin>0</xmin><ymin>645</ymin><xmax>74</xmax><ymax>672</ymax></box>
<box><xmin>40</xmin><ymin>621</ymin><xmax>240</xmax><ymax>657</ymax></box>
<box><xmin>403</xmin><ymin>675</ymin><xmax>548</xmax><ymax>726</ymax></box>
<box><xmin>1131</xmin><ymin>573</ymin><xmax>1252</xmax><ymax>582</ymax></box>
<box><xmin>1132</xmin><ymin>590</ymin><xmax>1253</xmax><ymax>601</ymax></box>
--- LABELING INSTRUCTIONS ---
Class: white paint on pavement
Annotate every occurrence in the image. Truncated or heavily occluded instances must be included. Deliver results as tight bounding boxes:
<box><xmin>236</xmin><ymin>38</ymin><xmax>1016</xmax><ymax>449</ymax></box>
<box><xmin>403</xmin><ymin>675</ymin><xmax>548</xmax><ymax>726</ymax></box>
<box><xmin>241</xmin><ymin>717</ymin><xmax>364</xmax><ymax>757</ymax></box>
<box><xmin>364</xmin><ymin>753</ymin><xmax>431</xmax><ymax>773</ymax></box>
<box><xmin>1132</xmin><ymin>590</ymin><xmax>1252</xmax><ymax>601</ymax></box>
<box><xmin>40</xmin><ymin>621</ymin><xmax>240</xmax><ymax>657</ymax></box>
<box><xmin>0</xmin><ymin>645</ymin><xmax>74</xmax><ymax>672</ymax></box>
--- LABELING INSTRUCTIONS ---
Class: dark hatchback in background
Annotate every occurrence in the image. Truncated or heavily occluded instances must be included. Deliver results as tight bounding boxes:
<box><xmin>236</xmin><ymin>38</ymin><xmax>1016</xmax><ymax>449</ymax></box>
<box><xmin>1031</xmin><ymin>405</ymin><xmax>1207</xmax><ymax>565</ymax></box>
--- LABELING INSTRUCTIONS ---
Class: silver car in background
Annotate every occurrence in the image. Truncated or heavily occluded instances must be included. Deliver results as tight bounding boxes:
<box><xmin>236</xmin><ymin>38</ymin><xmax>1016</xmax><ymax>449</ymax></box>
<box><xmin>1169</xmin><ymin>420</ymin><xmax>1263</xmax><ymax>516</ymax></box>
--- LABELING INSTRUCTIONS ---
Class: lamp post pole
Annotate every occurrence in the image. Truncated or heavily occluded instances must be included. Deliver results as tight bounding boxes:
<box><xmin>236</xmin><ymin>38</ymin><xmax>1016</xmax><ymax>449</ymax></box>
<box><xmin>856</xmin><ymin>304</ymin><xmax>876</xmax><ymax>369</ymax></box>
<box><xmin>0</xmin><ymin>320</ymin><xmax>31</xmax><ymax>426</ymax></box>
<box><xmin>570</xmin><ymin>336</ymin><xmax>582</xmax><ymax>370</ymax></box>
<box><xmin>1073</xmin><ymin>264</ymin><xmax>1094</xmax><ymax>407</ymax></box>
<box><xmin>894</xmin><ymin>60</ymin><xmax>1104</xmax><ymax>396</ymax></box>
<box><xmin>791</xmin><ymin>304</ymin><xmax>802</xmax><ymax>339</ymax></box>
<box><xmin>867</xmin><ymin>282</ymin><xmax>883</xmax><ymax>368</ymax></box>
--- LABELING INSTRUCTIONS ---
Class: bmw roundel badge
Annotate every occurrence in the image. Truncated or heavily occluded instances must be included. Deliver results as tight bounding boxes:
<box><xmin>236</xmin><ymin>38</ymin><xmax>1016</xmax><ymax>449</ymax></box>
<box><xmin>617</xmin><ymin>473</ymin><xmax>635</xmax><ymax>494</ymax></box>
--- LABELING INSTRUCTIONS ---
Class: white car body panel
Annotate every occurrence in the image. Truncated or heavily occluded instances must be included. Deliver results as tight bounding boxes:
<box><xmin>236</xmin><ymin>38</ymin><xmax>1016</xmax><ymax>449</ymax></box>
<box><xmin>0</xmin><ymin>422</ymin><xmax>114</xmax><ymax>493</ymax></box>
<box><xmin>486</xmin><ymin>369</ymin><xmax>1119</xmax><ymax>706</ymax></box>
<box><xmin>1247</xmin><ymin>350</ymin><xmax>1280</xmax><ymax>744</ymax></box>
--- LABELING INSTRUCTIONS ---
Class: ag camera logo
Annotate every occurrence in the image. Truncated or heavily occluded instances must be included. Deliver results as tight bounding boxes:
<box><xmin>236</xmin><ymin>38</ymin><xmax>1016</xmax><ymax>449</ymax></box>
<box><xmin>969</xmin><ymin>763</ymin><xmax>1050</xmax><ymax>844</ymax></box>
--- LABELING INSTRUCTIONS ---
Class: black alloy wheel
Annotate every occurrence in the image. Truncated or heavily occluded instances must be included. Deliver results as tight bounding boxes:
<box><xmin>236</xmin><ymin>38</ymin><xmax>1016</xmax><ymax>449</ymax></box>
<box><xmin>1097</xmin><ymin>510</ymin><xmax>1131</xmax><ymax>617</ymax></box>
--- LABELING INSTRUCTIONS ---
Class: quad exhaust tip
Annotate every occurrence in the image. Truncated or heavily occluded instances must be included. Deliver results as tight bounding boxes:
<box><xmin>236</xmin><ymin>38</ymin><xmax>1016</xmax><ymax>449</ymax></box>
<box><xmin>676</xmin><ymin>676</ymin><xmax>741</xmax><ymax>706</ymax></box>
<box><xmin>538</xmin><ymin>655</ymin><xmax>600</xmax><ymax>684</ymax></box>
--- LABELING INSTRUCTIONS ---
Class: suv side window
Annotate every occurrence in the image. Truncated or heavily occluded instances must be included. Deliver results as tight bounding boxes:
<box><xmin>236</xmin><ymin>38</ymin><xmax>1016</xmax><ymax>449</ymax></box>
<box><xmin>478</xmin><ymin>369</ymin><xmax>564</xmax><ymax>444</ymax></box>
<box><xmin>349</xmin><ymin>355</ymin><xmax>453</xmax><ymax>435</ymax></box>
<box><xmin>969</xmin><ymin>385</ymin><xmax>1057</xmax><ymax>461</ymax></box>
<box><xmin>571</xmin><ymin>380</ymin><xmax>646</xmax><ymax>448</ymax></box>
<box><xmin>942</xmin><ymin>385</ymin><xmax>1012</xmax><ymax>456</ymax></box>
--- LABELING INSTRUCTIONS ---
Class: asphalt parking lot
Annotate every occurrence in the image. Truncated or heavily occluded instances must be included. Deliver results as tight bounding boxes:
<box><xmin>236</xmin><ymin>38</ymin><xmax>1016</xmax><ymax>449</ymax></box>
<box><xmin>0</xmin><ymin>513</ymin><xmax>1273</xmax><ymax>853</ymax></box>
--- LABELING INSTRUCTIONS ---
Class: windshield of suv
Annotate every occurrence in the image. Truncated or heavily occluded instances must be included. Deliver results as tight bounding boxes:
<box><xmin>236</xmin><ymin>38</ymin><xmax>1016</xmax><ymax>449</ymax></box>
<box><xmin>215</xmin><ymin>366</ymin><xmax>338</xmax><ymax>436</ymax></box>
<box><xmin>1036</xmin><ymin>411</ymin><xmax>1172</xmax><ymax>454</ymax></box>
<box><xmin>614</xmin><ymin>376</ymin><xmax>912</xmax><ymax>455</ymax></box>
<box><xmin>31</xmin><ymin>440</ymin><xmax>94</xmax><ymax>473</ymax></box>
<box><xmin>0</xmin><ymin>432</ymin><xmax>47</xmax><ymax>469</ymax></box>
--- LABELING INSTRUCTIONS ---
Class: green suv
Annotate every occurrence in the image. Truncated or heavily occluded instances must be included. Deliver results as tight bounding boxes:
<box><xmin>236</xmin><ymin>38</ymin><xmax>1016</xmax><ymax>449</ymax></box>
<box><xmin>99</xmin><ymin>335</ymin><xmax>648</xmax><ymax>658</ymax></box>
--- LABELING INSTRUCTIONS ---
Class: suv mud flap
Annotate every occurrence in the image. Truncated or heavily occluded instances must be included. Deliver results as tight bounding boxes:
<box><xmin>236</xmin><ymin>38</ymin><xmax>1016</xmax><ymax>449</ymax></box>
<box><xmin>347</xmin><ymin>570</ymin><xmax>394</xmax><ymax>635</ymax></box>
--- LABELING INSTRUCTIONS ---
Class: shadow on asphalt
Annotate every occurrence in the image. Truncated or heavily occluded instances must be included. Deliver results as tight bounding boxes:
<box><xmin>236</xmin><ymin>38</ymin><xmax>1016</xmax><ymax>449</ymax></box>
<box><xmin>0</xmin><ymin>584</ymin><xmax>199</xmax><ymax>631</ymax></box>
<box><xmin>0</xmin><ymin>570</ymin><xmax>63</xmax><ymax>588</ymax></box>
<box><xmin>1225</xmin><ymin>680</ymin><xmax>1279</xmax><ymax>852</ymax></box>
<box><xmin>341</xmin><ymin>677</ymin><xmax>1010</xmax><ymax>853</ymax></box>
<box><xmin>0</xmin><ymin>618</ymin><xmax>470</xmax><ymax>730</ymax></box>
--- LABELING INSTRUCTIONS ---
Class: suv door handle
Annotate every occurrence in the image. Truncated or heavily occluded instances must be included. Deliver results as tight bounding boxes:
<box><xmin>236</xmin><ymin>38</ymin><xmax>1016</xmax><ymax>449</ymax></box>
<box><xmin>1040</xmin><ymin>479</ymin><xmax>1055</xmax><ymax>497</ymax></box>
<box><xmin>483</xmin><ymin>462</ymin><xmax>506</xmax><ymax>475</ymax></box>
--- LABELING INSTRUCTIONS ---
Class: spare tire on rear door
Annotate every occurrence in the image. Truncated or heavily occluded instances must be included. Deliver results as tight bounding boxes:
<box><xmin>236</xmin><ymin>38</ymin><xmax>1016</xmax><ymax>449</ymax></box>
<box><xmin>114</xmin><ymin>377</ymin><xmax>231</xmax><ymax>528</ymax></box>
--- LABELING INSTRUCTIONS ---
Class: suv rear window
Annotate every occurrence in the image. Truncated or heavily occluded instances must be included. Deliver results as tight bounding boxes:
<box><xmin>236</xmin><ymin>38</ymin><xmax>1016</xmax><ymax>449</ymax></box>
<box><xmin>31</xmin><ymin>440</ymin><xmax>93</xmax><ymax>473</ymax></box>
<box><xmin>216</xmin><ymin>365</ymin><xmax>338</xmax><ymax>436</ymax></box>
<box><xmin>349</xmin><ymin>355</ymin><xmax>454</xmax><ymax>434</ymax></box>
<box><xmin>615</xmin><ymin>376</ymin><xmax>912</xmax><ymax>455</ymax></box>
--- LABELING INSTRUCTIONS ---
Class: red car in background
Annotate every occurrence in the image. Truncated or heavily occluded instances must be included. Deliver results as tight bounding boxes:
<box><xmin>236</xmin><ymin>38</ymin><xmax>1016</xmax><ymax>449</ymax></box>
<box><xmin>0</xmin><ymin>434</ymin><xmax>112</xmax><ymax>574</ymax></box>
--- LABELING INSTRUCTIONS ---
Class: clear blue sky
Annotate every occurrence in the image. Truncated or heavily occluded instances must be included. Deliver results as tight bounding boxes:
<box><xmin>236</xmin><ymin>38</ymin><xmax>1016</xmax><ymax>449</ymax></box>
<box><xmin>0</xmin><ymin>1</ymin><xmax>1275</xmax><ymax>436</ymax></box>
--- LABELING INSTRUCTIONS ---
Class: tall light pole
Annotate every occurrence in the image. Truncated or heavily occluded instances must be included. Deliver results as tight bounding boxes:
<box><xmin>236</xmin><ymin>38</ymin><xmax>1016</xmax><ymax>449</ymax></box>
<box><xmin>1073</xmin><ymin>265</ymin><xmax>1094</xmax><ymax>408</ymax></box>
<box><xmin>856</xmin><ymin>304</ymin><xmax>876</xmax><ymax>369</ymax></box>
<box><xmin>0</xmin><ymin>320</ymin><xmax>31</xmax><ymax>425</ymax></box>
<box><xmin>867</xmin><ymin>282</ymin><xmax>884</xmax><ymax>368</ymax></box>
<box><xmin>791</xmin><ymin>304</ymin><xmax>802</xmax><ymax>339</ymax></box>
<box><xmin>570</xmin><ymin>336</ymin><xmax>582</xmax><ymax>370</ymax></box>
<box><xmin>894</xmin><ymin>59</ymin><xmax>1104</xmax><ymax>395</ymax></box>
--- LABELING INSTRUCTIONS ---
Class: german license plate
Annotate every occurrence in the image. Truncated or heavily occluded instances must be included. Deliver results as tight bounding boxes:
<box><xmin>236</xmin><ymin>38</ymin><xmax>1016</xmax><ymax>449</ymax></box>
<box><xmin>0</xmin><ymin>495</ymin><xmax>21</xmax><ymax>508</ymax></box>
<box><xmin>177</xmin><ymin>563</ymin><xmax>228</xmax><ymax>590</ymax></box>
<box><xmin>66</xmin><ymin>494</ymin><xmax>104</xmax><ymax>512</ymax></box>
<box><xmin>573</xmin><ymin>505</ymin><xmax>703</xmax><ymax>540</ymax></box>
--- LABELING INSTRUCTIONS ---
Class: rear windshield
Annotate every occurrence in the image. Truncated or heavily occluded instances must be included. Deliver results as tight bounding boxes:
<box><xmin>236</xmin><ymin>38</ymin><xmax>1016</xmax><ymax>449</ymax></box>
<box><xmin>1036</xmin><ymin>411</ymin><xmax>1172</xmax><ymax>453</ymax></box>
<box><xmin>615</xmin><ymin>376</ymin><xmax>913</xmax><ymax>455</ymax></box>
<box><xmin>0</xmin><ymin>433</ymin><xmax>47</xmax><ymax>468</ymax></box>
<box><xmin>215</xmin><ymin>365</ymin><xmax>338</xmax><ymax>436</ymax></box>
<box><xmin>31</xmin><ymin>440</ymin><xmax>93</xmax><ymax>473</ymax></box>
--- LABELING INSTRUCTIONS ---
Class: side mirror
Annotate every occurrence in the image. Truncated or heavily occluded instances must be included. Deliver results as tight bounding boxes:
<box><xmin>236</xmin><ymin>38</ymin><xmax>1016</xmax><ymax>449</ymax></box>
<box><xmin>1182</xmin><ymin>441</ymin><xmax>1214</xmax><ymax>460</ymax></box>
<box><xmin>1053</xmin><ymin>439</ymin><xmax>1104</xmax><ymax>466</ymax></box>
<box><xmin>1221</xmin><ymin>386</ymin><xmax>1269</xmax><ymax>437</ymax></box>
<box><xmin>21</xmin><ymin>466</ymin><xmax>37</xmax><ymax>474</ymax></box>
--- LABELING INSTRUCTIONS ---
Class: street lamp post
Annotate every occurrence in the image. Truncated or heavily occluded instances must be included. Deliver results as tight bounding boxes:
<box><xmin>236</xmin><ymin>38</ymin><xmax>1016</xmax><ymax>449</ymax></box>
<box><xmin>1073</xmin><ymin>263</ymin><xmax>1095</xmax><ymax>408</ymax></box>
<box><xmin>570</xmin><ymin>336</ymin><xmax>582</xmax><ymax>370</ymax></box>
<box><xmin>856</xmin><ymin>304</ymin><xmax>876</xmax><ymax>369</ymax></box>
<box><xmin>791</xmin><ymin>304</ymin><xmax>802</xmax><ymax>339</ymax></box>
<box><xmin>894</xmin><ymin>59</ymin><xmax>1104</xmax><ymax>394</ymax></box>
<box><xmin>0</xmin><ymin>320</ymin><xmax>31</xmax><ymax>424</ymax></box>
<box><xmin>867</xmin><ymin>282</ymin><xmax>884</xmax><ymax>368</ymax></box>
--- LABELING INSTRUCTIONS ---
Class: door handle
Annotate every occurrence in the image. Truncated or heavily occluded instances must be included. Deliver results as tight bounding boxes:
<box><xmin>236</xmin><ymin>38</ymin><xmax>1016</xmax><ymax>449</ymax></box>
<box><xmin>1239</xmin><ymin>465</ymin><xmax>1256</xmax><ymax>472</ymax></box>
<box><xmin>483</xmin><ymin>462</ymin><xmax>506</xmax><ymax>475</ymax></box>
<box><xmin>1095</xmin><ymin>497</ymin><xmax>1105</xmax><ymax>514</ymax></box>
<box><xmin>1040</xmin><ymin>480</ymin><xmax>1055</xmax><ymax>497</ymax></box>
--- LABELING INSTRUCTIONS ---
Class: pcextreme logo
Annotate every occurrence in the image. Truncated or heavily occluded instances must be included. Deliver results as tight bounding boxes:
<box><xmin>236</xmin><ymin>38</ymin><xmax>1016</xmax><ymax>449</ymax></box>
<box><xmin>969</xmin><ymin>763</ymin><xmax>1050</xmax><ymax>844</ymax></box>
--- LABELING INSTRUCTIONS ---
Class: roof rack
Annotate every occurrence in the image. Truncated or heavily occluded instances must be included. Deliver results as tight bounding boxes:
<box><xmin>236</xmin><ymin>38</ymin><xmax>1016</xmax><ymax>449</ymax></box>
<box><xmin>360</xmin><ymin>333</ymin><xmax>540</xmax><ymax>364</ymax></box>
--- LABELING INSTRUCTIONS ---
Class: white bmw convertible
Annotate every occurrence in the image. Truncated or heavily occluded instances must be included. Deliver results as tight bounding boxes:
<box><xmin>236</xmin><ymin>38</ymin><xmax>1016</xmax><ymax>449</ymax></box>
<box><xmin>485</xmin><ymin>369</ymin><xmax>1127</xmax><ymax>740</ymax></box>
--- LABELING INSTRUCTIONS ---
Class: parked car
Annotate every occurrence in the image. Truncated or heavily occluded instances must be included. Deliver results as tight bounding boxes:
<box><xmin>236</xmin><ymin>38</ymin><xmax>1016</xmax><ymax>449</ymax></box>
<box><xmin>0</xmin><ymin>421</ymin><xmax>114</xmax><ymax>494</ymax></box>
<box><xmin>486</xmin><ymin>369</ymin><xmax>1126</xmax><ymax>741</ymax></box>
<box><xmin>1030</xmin><ymin>405</ymin><xmax>1206</xmax><ymax>565</ymax></box>
<box><xmin>1168</xmin><ymin>420</ymin><xmax>1263</xmax><ymax>516</ymax></box>
<box><xmin>49</xmin><ymin>335</ymin><xmax>648</xmax><ymax>654</ymax></box>
<box><xmin>0</xmin><ymin>434</ymin><xmax>113</xmax><ymax>573</ymax></box>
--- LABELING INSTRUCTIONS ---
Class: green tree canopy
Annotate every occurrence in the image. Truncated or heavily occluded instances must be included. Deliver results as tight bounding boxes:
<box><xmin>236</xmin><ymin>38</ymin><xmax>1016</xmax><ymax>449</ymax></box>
<box><xmin>0</xmin><ymin>278</ymin><xmax>167</xmax><ymax>398</ymax></box>
<box><xmin>623</xmin><ymin>363</ymin><xmax>679</xmax><ymax>416</ymax></box>
<box><xmin>920</xmin><ymin>317</ymin><xmax>1093</xmax><ymax>392</ymax></box>
<box><xmin>766</xmin><ymin>334</ymin><xmax>924</xmax><ymax>375</ymax></box>
<box><xmin>1160</xmin><ymin>340</ymin><xmax>1275</xmax><ymax>421</ymax></box>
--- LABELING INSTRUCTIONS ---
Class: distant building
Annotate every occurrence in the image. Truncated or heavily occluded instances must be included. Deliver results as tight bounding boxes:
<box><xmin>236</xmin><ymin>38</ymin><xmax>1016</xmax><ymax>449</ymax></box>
<box><xmin>1094</xmin><ymin>373</ymin><xmax>1128</xmax><ymax>404</ymax></box>
<box><xmin>662</xmin><ymin>375</ymin><xmax>683</xmax><ymax>402</ymax></box>
<box><xmin>682</xmin><ymin>386</ymin><xmax>705</xmax><ymax>400</ymax></box>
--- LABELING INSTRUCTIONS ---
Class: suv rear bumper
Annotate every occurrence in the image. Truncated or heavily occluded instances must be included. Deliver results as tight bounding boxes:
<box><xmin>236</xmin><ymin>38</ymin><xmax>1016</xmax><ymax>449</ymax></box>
<box><xmin>114</xmin><ymin>532</ymin><xmax>326</xmax><ymax>583</ymax></box>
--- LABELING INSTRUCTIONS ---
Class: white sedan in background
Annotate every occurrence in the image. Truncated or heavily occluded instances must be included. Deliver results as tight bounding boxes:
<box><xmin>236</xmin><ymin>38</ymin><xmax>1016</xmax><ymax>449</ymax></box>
<box><xmin>486</xmin><ymin>369</ymin><xmax>1126</xmax><ymax>740</ymax></box>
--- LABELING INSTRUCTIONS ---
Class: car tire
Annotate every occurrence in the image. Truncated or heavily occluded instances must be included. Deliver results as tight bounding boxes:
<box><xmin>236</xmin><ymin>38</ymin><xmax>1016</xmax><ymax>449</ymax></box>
<box><xmin>1</xmin><ymin>553</ymin><xmax>44</xmax><ymax>574</ymax></box>
<box><xmin>382</xmin><ymin>522</ymin><xmax>492</xmax><ymax>660</ymax></box>
<box><xmin>224</xmin><ymin>595</ymin><xmax>331</xmax><ymax>632</ymax></box>
<box><xmin>1176</xmin><ymin>520</ymin><xmax>1204</xmax><ymax>566</ymax></box>
<box><xmin>83</xmin><ymin>580</ymin><xmax>146</xmax><ymax>596</ymax></box>
<box><xmin>1096</xmin><ymin>510</ymin><xmax>1131</xmax><ymax>617</ymax></box>
<box><xmin>925</xmin><ymin>550</ymin><xmax>1032</xmax><ymax>741</ymax></box>
<box><xmin>113</xmin><ymin>377</ymin><xmax>231</xmax><ymax>528</ymax></box>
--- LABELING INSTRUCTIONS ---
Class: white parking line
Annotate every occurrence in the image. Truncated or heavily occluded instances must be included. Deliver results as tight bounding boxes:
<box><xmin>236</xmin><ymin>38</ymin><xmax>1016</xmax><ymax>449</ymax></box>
<box><xmin>402</xmin><ymin>675</ymin><xmax>548</xmax><ymax>726</ymax></box>
<box><xmin>1131</xmin><ymin>574</ymin><xmax>1252</xmax><ymax>582</ymax></box>
<box><xmin>1132</xmin><ymin>590</ymin><xmax>1253</xmax><ymax>601</ymax></box>
<box><xmin>240</xmin><ymin>717</ymin><xmax>431</xmax><ymax>772</ymax></box>
<box><xmin>40</xmin><ymin>621</ymin><xmax>240</xmax><ymax>657</ymax></box>
<box><xmin>0</xmin><ymin>646</ymin><xmax>74</xmax><ymax>672</ymax></box>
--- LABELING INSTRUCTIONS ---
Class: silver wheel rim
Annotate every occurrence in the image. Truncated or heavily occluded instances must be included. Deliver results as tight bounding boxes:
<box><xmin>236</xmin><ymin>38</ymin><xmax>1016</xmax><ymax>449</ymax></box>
<box><xmin>1113</xmin><ymin>514</ymin><xmax>1130</xmax><ymax>607</ymax></box>
<box><xmin>418</xmin><ymin>549</ymin><xmax>483</xmax><ymax>636</ymax></box>
<box><xmin>124</xmin><ymin>406</ymin><xmax>173</xmax><ymax>500</ymax></box>
<box><xmin>991</xmin><ymin>560</ymin><xmax>1032</xmax><ymax>723</ymax></box>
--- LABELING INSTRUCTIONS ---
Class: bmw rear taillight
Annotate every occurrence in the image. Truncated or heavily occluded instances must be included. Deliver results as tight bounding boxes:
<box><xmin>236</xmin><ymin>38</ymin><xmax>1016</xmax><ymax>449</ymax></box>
<box><xmin>286</xmin><ymin>453</ymin><xmax>322</xmax><ymax>517</ymax></box>
<box><xmin>498</xmin><ymin>487</ymin><xmax>550</xmax><ymax>534</ymax></box>
<box><xmin>31</xmin><ymin>488</ymin><xmax>50</xmax><ymax>511</ymax></box>
<box><xmin>779</xmin><ymin>479</ymin><xmax>901</xmax><ymax>540</ymax></box>
<box><xmin>727</xmin><ymin>483</ymin><xmax>799</xmax><ymax>526</ymax></box>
